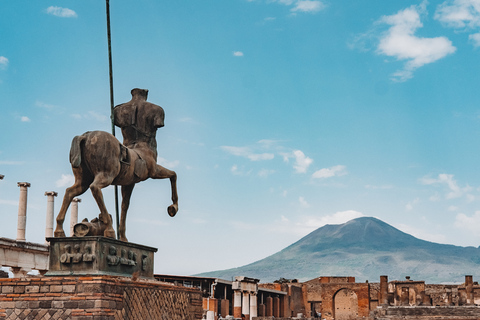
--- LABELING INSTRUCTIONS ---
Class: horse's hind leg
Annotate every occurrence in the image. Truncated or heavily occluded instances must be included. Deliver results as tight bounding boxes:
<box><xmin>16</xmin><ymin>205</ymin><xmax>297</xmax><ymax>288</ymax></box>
<box><xmin>119</xmin><ymin>184</ymin><xmax>135</xmax><ymax>242</ymax></box>
<box><xmin>54</xmin><ymin>167</ymin><xmax>91</xmax><ymax>237</ymax></box>
<box><xmin>89</xmin><ymin>173</ymin><xmax>116</xmax><ymax>238</ymax></box>
<box><xmin>152</xmin><ymin>164</ymin><xmax>178</xmax><ymax>217</ymax></box>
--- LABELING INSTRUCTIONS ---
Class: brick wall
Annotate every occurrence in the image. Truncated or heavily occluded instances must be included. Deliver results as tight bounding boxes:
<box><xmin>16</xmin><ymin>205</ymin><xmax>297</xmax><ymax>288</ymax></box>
<box><xmin>0</xmin><ymin>275</ymin><xmax>203</xmax><ymax>320</ymax></box>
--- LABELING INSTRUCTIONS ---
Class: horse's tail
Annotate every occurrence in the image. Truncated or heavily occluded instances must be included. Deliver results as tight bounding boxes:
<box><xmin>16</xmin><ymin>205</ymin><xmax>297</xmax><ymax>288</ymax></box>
<box><xmin>69</xmin><ymin>134</ymin><xmax>87</xmax><ymax>168</ymax></box>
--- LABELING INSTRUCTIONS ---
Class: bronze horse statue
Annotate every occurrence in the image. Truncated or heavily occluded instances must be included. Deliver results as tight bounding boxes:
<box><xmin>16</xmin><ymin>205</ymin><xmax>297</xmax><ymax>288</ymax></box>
<box><xmin>54</xmin><ymin>88</ymin><xmax>178</xmax><ymax>242</ymax></box>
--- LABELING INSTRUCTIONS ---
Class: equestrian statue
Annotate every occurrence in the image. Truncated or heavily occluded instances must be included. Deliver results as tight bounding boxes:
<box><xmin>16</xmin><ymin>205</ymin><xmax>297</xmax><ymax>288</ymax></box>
<box><xmin>54</xmin><ymin>88</ymin><xmax>178</xmax><ymax>242</ymax></box>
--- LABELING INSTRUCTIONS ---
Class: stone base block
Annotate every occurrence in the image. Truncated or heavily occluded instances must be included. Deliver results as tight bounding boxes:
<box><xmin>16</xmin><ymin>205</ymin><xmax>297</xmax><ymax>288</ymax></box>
<box><xmin>46</xmin><ymin>236</ymin><xmax>157</xmax><ymax>279</ymax></box>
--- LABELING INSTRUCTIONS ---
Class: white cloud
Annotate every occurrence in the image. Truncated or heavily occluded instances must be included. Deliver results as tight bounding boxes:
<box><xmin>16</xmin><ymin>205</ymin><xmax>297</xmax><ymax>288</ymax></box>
<box><xmin>292</xmin><ymin>150</ymin><xmax>313</xmax><ymax>173</ymax></box>
<box><xmin>233</xmin><ymin>51</ymin><xmax>244</xmax><ymax>57</ymax></box>
<box><xmin>35</xmin><ymin>101</ymin><xmax>56</xmax><ymax>110</ymax></box>
<box><xmin>435</xmin><ymin>0</ymin><xmax>480</xmax><ymax>28</ymax></box>
<box><xmin>87</xmin><ymin>111</ymin><xmax>108</xmax><ymax>122</ymax></box>
<box><xmin>0</xmin><ymin>56</ymin><xmax>8</xmax><ymax>70</ymax></box>
<box><xmin>302</xmin><ymin>210</ymin><xmax>365</xmax><ymax>229</ymax></box>
<box><xmin>258</xmin><ymin>168</ymin><xmax>275</xmax><ymax>177</ymax></box>
<box><xmin>157</xmin><ymin>157</ymin><xmax>179</xmax><ymax>169</ymax></box>
<box><xmin>312</xmin><ymin>165</ymin><xmax>347</xmax><ymax>179</ymax></box>
<box><xmin>0</xmin><ymin>199</ymin><xmax>18</xmax><ymax>206</ymax></box>
<box><xmin>365</xmin><ymin>184</ymin><xmax>394</xmax><ymax>189</ymax></box>
<box><xmin>377</xmin><ymin>2</ymin><xmax>456</xmax><ymax>81</ymax></box>
<box><xmin>291</xmin><ymin>0</ymin><xmax>325</xmax><ymax>13</ymax></box>
<box><xmin>21</xmin><ymin>116</ymin><xmax>31</xmax><ymax>122</ymax></box>
<box><xmin>0</xmin><ymin>161</ymin><xmax>24</xmax><ymax>165</ymax></box>
<box><xmin>221</xmin><ymin>145</ymin><xmax>274</xmax><ymax>161</ymax></box>
<box><xmin>46</xmin><ymin>6</ymin><xmax>77</xmax><ymax>18</ymax></box>
<box><xmin>299</xmin><ymin>196</ymin><xmax>310</xmax><ymax>208</ymax></box>
<box><xmin>469</xmin><ymin>32</ymin><xmax>480</xmax><ymax>46</ymax></box>
<box><xmin>420</xmin><ymin>173</ymin><xmax>471</xmax><ymax>199</ymax></box>
<box><xmin>455</xmin><ymin>211</ymin><xmax>480</xmax><ymax>232</ymax></box>
<box><xmin>405</xmin><ymin>197</ymin><xmax>420</xmax><ymax>211</ymax></box>
<box><xmin>56</xmin><ymin>174</ymin><xmax>74</xmax><ymax>188</ymax></box>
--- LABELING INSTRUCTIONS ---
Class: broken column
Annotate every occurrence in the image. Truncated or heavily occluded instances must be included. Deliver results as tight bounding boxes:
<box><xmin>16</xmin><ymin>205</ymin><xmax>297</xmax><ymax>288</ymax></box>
<box><xmin>380</xmin><ymin>275</ymin><xmax>388</xmax><ymax>305</ymax></box>
<box><xmin>242</xmin><ymin>291</ymin><xmax>250</xmax><ymax>319</ymax></box>
<box><xmin>44</xmin><ymin>191</ymin><xmax>58</xmax><ymax>242</ymax></box>
<box><xmin>233</xmin><ymin>289</ymin><xmax>242</xmax><ymax>318</ymax></box>
<box><xmin>16</xmin><ymin>182</ymin><xmax>31</xmax><ymax>241</ymax></box>
<box><xmin>70</xmin><ymin>198</ymin><xmax>81</xmax><ymax>236</ymax></box>
<box><xmin>466</xmin><ymin>275</ymin><xmax>473</xmax><ymax>305</ymax></box>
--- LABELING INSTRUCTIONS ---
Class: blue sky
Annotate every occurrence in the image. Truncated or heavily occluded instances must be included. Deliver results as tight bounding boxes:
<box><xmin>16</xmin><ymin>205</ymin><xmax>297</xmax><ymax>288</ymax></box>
<box><xmin>1</xmin><ymin>0</ymin><xmax>480</xmax><ymax>276</ymax></box>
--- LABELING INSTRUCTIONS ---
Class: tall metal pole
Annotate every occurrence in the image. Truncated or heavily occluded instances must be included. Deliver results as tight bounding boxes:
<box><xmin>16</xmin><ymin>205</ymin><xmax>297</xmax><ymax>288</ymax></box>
<box><xmin>106</xmin><ymin>0</ymin><xmax>120</xmax><ymax>239</ymax></box>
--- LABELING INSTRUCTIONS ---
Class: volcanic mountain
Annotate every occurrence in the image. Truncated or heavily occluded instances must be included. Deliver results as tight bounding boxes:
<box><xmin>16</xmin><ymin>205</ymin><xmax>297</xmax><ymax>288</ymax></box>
<box><xmin>196</xmin><ymin>217</ymin><xmax>480</xmax><ymax>283</ymax></box>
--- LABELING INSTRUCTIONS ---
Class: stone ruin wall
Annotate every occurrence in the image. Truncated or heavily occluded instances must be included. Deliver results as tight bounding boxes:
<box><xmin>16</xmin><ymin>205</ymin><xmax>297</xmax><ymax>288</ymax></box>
<box><xmin>0</xmin><ymin>275</ymin><xmax>203</xmax><ymax>320</ymax></box>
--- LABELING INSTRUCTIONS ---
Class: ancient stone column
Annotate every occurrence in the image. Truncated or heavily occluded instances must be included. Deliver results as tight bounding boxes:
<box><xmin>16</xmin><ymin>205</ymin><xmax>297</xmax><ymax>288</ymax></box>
<box><xmin>44</xmin><ymin>191</ymin><xmax>58</xmax><ymax>242</ymax></box>
<box><xmin>380</xmin><ymin>275</ymin><xmax>388</xmax><ymax>305</ymax></box>
<box><xmin>233</xmin><ymin>290</ymin><xmax>242</xmax><ymax>319</ymax></box>
<box><xmin>70</xmin><ymin>198</ymin><xmax>81</xmax><ymax>236</ymax></box>
<box><xmin>273</xmin><ymin>296</ymin><xmax>280</xmax><ymax>317</ymax></box>
<box><xmin>16</xmin><ymin>182</ymin><xmax>31</xmax><ymax>241</ymax></box>
<box><xmin>242</xmin><ymin>291</ymin><xmax>250</xmax><ymax>319</ymax></box>
<box><xmin>466</xmin><ymin>275</ymin><xmax>473</xmax><ymax>305</ymax></box>
<box><xmin>266</xmin><ymin>296</ymin><xmax>273</xmax><ymax>317</ymax></box>
<box><xmin>249</xmin><ymin>292</ymin><xmax>258</xmax><ymax>318</ymax></box>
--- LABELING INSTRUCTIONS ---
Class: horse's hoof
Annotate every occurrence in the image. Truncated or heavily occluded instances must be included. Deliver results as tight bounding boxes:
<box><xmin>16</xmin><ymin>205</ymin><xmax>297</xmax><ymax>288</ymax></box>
<box><xmin>54</xmin><ymin>230</ymin><xmax>66</xmax><ymax>238</ymax></box>
<box><xmin>167</xmin><ymin>204</ymin><xmax>178</xmax><ymax>217</ymax></box>
<box><xmin>119</xmin><ymin>236</ymin><xmax>128</xmax><ymax>242</ymax></box>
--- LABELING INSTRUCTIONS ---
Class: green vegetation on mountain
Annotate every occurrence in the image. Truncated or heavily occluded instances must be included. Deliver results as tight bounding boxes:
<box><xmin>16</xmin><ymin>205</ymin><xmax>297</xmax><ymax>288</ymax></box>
<box><xmin>196</xmin><ymin>217</ymin><xmax>480</xmax><ymax>283</ymax></box>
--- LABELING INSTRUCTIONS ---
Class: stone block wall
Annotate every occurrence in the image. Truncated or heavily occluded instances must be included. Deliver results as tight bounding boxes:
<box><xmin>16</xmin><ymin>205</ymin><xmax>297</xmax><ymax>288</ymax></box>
<box><xmin>0</xmin><ymin>275</ymin><xmax>203</xmax><ymax>320</ymax></box>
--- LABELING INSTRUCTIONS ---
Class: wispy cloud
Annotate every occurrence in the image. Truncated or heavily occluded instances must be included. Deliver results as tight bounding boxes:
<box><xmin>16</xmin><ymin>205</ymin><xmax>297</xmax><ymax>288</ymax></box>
<box><xmin>420</xmin><ymin>173</ymin><xmax>473</xmax><ymax>200</ymax></box>
<box><xmin>20</xmin><ymin>116</ymin><xmax>31</xmax><ymax>122</ymax></box>
<box><xmin>157</xmin><ymin>157</ymin><xmax>180</xmax><ymax>169</ymax></box>
<box><xmin>35</xmin><ymin>101</ymin><xmax>57</xmax><ymax>110</ymax></box>
<box><xmin>233</xmin><ymin>51</ymin><xmax>244</xmax><ymax>57</ymax></box>
<box><xmin>455</xmin><ymin>211</ymin><xmax>480</xmax><ymax>233</ymax></box>
<box><xmin>0</xmin><ymin>199</ymin><xmax>18</xmax><ymax>206</ymax></box>
<box><xmin>45</xmin><ymin>6</ymin><xmax>77</xmax><ymax>18</ymax></box>
<box><xmin>221</xmin><ymin>145</ymin><xmax>274</xmax><ymax>161</ymax></box>
<box><xmin>252</xmin><ymin>0</ymin><xmax>325</xmax><ymax>14</ymax></box>
<box><xmin>435</xmin><ymin>0</ymin><xmax>480</xmax><ymax>29</ymax></box>
<box><xmin>258</xmin><ymin>168</ymin><xmax>275</xmax><ymax>177</ymax></box>
<box><xmin>312</xmin><ymin>165</ymin><xmax>347</xmax><ymax>179</ymax></box>
<box><xmin>0</xmin><ymin>161</ymin><xmax>25</xmax><ymax>165</ymax></box>
<box><xmin>291</xmin><ymin>0</ymin><xmax>325</xmax><ymax>13</ymax></box>
<box><xmin>299</xmin><ymin>196</ymin><xmax>310</xmax><ymax>208</ymax></box>
<box><xmin>0</xmin><ymin>56</ymin><xmax>8</xmax><ymax>70</ymax></box>
<box><xmin>406</xmin><ymin>197</ymin><xmax>420</xmax><ymax>211</ymax></box>
<box><xmin>290</xmin><ymin>150</ymin><xmax>313</xmax><ymax>173</ymax></box>
<box><xmin>469</xmin><ymin>32</ymin><xmax>480</xmax><ymax>46</ymax></box>
<box><xmin>56</xmin><ymin>174</ymin><xmax>74</xmax><ymax>188</ymax></box>
<box><xmin>377</xmin><ymin>2</ymin><xmax>456</xmax><ymax>81</ymax></box>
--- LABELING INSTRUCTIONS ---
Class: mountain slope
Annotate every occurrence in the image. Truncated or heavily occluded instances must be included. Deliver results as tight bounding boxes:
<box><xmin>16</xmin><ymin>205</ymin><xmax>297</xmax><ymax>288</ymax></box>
<box><xmin>196</xmin><ymin>217</ymin><xmax>480</xmax><ymax>283</ymax></box>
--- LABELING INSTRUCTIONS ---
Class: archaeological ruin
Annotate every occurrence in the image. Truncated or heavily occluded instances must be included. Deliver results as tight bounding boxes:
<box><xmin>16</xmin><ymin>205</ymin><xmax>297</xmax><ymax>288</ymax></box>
<box><xmin>2</xmin><ymin>178</ymin><xmax>480</xmax><ymax>319</ymax></box>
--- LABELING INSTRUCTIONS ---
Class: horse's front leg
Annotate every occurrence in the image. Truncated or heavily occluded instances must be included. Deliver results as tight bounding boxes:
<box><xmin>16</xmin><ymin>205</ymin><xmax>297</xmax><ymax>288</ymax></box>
<box><xmin>152</xmin><ymin>164</ymin><xmax>178</xmax><ymax>217</ymax></box>
<box><xmin>119</xmin><ymin>184</ymin><xmax>135</xmax><ymax>242</ymax></box>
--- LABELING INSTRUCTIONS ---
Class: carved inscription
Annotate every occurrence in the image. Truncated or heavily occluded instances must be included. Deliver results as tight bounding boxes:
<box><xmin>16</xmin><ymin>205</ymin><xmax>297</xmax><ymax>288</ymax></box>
<box><xmin>60</xmin><ymin>244</ymin><xmax>96</xmax><ymax>264</ymax></box>
<box><xmin>106</xmin><ymin>245</ymin><xmax>137</xmax><ymax>267</ymax></box>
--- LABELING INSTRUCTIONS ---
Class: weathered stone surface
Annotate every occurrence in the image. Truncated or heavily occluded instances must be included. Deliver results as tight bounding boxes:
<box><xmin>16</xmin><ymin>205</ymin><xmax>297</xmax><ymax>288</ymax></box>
<box><xmin>46</xmin><ymin>236</ymin><xmax>157</xmax><ymax>279</ymax></box>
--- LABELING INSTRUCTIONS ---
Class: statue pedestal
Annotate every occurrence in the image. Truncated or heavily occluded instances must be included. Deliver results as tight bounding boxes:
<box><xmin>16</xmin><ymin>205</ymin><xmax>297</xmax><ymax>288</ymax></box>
<box><xmin>46</xmin><ymin>236</ymin><xmax>157</xmax><ymax>279</ymax></box>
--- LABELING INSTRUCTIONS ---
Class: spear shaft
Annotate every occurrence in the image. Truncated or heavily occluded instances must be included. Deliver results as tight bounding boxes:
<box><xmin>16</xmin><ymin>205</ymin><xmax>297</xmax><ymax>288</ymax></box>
<box><xmin>106</xmin><ymin>0</ymin><xmax>120</xmax><ymax>240</ymax></box>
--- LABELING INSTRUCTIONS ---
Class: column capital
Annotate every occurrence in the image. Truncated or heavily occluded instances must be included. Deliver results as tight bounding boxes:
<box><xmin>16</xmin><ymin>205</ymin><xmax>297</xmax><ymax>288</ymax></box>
<box><xmin>72</xmin><ymin>198</ymin><xmax>81</xmax><ymax>203</ymax></box>
<box><xmin>17</xmin><ymin>182</ymin><xmax>31</xmax><ymax>188</ymax></box>
<box><xmin>44</xmin><ymin>191</ymin><xmax>58</xmax><ymax>197</ymax></box>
